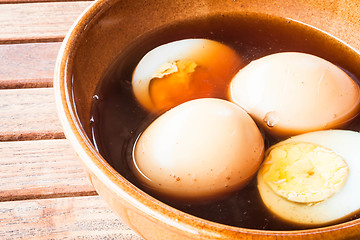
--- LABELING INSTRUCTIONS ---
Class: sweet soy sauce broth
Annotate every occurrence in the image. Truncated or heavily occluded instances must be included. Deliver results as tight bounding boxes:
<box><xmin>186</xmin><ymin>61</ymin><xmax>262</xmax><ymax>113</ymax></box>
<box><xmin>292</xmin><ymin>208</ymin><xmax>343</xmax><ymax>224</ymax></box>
<box><xmin>90</xmin><ymin>13</ymin><xmax>360</xmax><ymax>230</ymax></box>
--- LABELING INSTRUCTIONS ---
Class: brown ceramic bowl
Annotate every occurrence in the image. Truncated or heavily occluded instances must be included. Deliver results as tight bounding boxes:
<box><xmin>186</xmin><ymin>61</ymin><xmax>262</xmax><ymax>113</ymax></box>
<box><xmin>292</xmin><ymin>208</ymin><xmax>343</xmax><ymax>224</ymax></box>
<box><xmin>54</xmin><ymin>0</ymin><xmax>360</xmax><ymax>239</ymax></box>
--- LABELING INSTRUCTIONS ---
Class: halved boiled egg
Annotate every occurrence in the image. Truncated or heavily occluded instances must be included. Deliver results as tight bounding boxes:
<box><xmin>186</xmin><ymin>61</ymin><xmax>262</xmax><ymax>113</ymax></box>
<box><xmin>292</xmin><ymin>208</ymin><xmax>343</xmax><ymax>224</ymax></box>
<box><xmin>228</xmin><ymin>52</ymin><xmax>360</xmax><ymax>137</ymax></box>
<box><xmin>132</xmin><ymin>39</ymin><xmax>242</xmax><ymax>112</ymax></box>
<box><xmin>132</xmin><ymin>98</ymin><xmax>264</xmax><ymax>201</ymax></box>
<box><xmin>257</xmin><ymin>130</ymin><xmax>360</xmax><ymax>226</ymax></box>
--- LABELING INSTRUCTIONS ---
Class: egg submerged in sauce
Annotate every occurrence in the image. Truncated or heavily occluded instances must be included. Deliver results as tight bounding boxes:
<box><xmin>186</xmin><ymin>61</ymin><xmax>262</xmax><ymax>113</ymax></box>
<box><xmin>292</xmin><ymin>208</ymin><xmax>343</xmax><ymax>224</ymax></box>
<box><xmin>90</xmin><ymin>13</ymin><xmax>360</xmax><ymax>231</ymax></box>
<box><xmin>228</xmin><ymin>52</ymin><xmax>360</xmax><ymax>138</ymax></box>
<box><xmin>132</xmin><ymin>98</ymin><xmax>264</xmax><ymax>201</ymax></box>
<box><xmin>132</xmin><ymin>38</ymin><xmax>243</xmax><ymax>113</ymax></box>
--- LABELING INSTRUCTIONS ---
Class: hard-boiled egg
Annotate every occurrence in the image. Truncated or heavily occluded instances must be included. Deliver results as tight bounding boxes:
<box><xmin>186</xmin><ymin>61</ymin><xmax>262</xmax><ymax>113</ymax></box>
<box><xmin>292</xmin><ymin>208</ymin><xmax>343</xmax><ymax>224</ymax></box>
<box><xmin>228</xmin><ymin>52</ymin><xmax>360</xmax><ymax>137</ymax></box>
<box><xmin>132</xmin><ymin>98</ymin><xmax>264</xmax><ymax>201</ymax></box>
<box><xmin>132</xmin><ymin>39</ymin><xmax>242</xmax><ymax>113</ymax></box>
<box><xmin>257</xmin><ymin>130</ymin><xmax>360</xmax><ymax>226</ymax></box>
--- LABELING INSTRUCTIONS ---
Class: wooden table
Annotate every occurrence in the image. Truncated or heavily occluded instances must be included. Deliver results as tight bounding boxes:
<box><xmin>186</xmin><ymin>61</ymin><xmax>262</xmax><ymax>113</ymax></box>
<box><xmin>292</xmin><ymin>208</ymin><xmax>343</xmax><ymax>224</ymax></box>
<box><xmin>0</xmin><ymin>1</ymin><xmax>142</xmax><ymax>239</ymax></box>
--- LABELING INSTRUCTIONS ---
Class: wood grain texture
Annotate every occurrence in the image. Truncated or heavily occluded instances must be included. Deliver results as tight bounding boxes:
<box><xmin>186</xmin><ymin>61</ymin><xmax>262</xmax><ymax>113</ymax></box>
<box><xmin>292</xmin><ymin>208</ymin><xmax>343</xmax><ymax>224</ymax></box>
<box><xmin>0</xmin><ymin>0</ymin><xmax>89</xmax><ymax>4</ymax></box>
<box><xmin>0</xmin><ymin>195</ymin><xmax>143</xmax><ymax>239</ymax></box>
<box><xmin>0</xmin><ymin>1</ymin><xmax>92</xmax><ymax>43</ymax></box>
<box><xmin>0</xmin><ymin>88</ymin><xmax>64</xmax><ymax>141</ymax></box>
<box><xmin>0</xmin><ymin>139</ymin><xmax>96</xmax><ymax>201</ymax></box>
<box><xmin>0</xmin><ymin>42</ymin><xmax>61</xmax><ymax>88</ymax></box>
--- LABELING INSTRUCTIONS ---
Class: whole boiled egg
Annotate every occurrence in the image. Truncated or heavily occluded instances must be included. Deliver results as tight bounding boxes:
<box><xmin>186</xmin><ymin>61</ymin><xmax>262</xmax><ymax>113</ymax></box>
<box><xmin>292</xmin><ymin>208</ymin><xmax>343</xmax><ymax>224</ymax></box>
<box><xmin>132</xmin><ymin>39</ymin><xmax>242</xmax><ymax>113</ymax></box>
<box><xmin>132</xmin><ymin>98</ymin><xmax>264</xmax><ymax>201</ymax></box>
<box><xmin>257</xmin><ymin>130</ymin><xmax>360</xmax><ymax>226</ymax></box>
<box><xmin>228</xmin><ymin>52</ymin><xmax>360</xmax><ymax>138</ymax></box>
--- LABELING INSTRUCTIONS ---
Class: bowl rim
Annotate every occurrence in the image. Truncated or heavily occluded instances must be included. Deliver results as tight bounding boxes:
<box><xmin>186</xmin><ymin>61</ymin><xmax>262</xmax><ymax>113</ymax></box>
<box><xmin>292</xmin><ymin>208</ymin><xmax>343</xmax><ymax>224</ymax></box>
<box><xmin>53</xmin><ymin>0</ymin><xmax>360</xmax><ymax>238</ymax></box>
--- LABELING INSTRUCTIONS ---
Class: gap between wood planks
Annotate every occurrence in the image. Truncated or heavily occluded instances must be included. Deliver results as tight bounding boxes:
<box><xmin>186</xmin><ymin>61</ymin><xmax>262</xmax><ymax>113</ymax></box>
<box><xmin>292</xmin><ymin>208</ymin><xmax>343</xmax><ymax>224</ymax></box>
<box><xmin>0</xmin><ymin>191</ymin><xmax>98</xmax><ymax>203</ymax></box>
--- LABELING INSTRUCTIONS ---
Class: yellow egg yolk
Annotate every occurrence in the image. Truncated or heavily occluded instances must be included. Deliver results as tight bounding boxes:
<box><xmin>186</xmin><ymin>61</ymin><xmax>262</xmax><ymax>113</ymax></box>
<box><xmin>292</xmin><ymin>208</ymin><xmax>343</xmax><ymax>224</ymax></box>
<box><xmin>149</xmin><ymin>60</ymin><xmax>215</xmax><ymax>112</ymax></box>
<box><xmin>260</xmin><ymin>142</ymin><xmax>349</xmax><ymax>203</ymax></box>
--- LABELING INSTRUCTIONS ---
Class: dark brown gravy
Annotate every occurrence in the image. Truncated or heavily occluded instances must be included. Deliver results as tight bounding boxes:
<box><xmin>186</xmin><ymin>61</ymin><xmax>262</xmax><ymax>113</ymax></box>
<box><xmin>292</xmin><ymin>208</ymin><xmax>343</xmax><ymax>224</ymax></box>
<box><xmin>90</xmin><ymin>13</ymin><xmax>360</xmax><ymax>230</ymax></box>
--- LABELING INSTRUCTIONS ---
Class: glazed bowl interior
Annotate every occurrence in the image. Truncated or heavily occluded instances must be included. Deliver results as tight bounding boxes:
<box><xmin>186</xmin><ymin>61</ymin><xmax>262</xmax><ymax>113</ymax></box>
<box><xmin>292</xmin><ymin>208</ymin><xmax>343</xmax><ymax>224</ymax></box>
<box><xmin>55</xmin><ymin>0</ymin><xmax>360</xmax><ymax>239</ymax></box>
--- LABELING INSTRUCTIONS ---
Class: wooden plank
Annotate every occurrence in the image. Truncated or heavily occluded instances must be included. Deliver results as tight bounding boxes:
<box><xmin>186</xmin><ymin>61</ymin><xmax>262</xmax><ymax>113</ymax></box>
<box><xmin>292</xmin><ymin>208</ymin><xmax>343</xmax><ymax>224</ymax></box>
<box><xmin>0</xmin><ymin>195</ymin><xmax>143</xmax><ymax>239</ymax></box>
<box><xmin>0</xmin><ymin>0</ymin><xmax>89</xmax><ymax>4</ymax></box>
<box><xmin>0</xmin><ymin>139</ymin><xmax>96</xmax><ymax>201</ymax></box>
<box><xmin>0</xmin><ymin>88</ymin><xmax>64</xmax><ymax>141</ymax></box>
<box><xmin>0</xmin><ymin>1</ymin><xmax>92</xmax><ymax>43</ymax></box>
<box><xmin>0</xmin><ymin>42</ymin><xmax>61</xmax><ymax>89</ymax></box>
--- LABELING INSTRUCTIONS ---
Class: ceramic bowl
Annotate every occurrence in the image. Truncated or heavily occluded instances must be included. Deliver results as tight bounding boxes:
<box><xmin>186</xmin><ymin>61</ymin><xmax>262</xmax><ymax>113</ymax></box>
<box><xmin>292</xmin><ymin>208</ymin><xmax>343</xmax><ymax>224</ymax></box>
<box><xmin>54</xmin><ymin>0</ymin><xmax>360</xmax><ymax>239</ymax></box>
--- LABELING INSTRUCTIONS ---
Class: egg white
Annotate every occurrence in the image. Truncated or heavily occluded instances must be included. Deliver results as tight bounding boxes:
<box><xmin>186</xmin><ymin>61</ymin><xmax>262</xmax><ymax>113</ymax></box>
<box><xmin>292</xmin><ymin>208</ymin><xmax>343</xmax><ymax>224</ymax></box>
<box><xmin>132</xmin><ymin>39</ymin><xmax>210</xmax><ymax>111</ymax></box>
<box><xmin>257</xmin><ymin>129</ymin><xmax>360</xmax><ymax>225</ymax></box>
<box><xmin>132</xmin><ymin>38</ymin><xmax>241</xmax><ymax>112</ymax></box>
<box><xmin>133</xmin><ymin>98</ymin><xmax>264</xmax><ymax>201</ymax></box>
<box><xmin>228</xmin><ymin>52</ymin><xmax>360</xmax><ymax>137</ymax></box>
